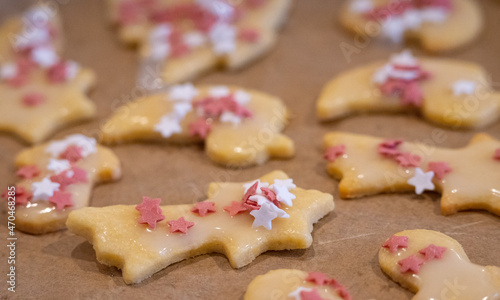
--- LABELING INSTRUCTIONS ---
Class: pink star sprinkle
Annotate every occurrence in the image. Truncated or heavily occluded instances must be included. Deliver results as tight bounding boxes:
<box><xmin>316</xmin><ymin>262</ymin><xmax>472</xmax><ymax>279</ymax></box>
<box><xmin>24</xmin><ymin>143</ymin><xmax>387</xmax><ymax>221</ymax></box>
<box><xmin>400</xmin><ymin>81</ymin><xmax>424</xmax><ymax>107</ymax></box>
<box><xmin>22</xmin><ymin>92</ymin><xmax>46</xmax><ymax>107</ymax></box>
<box><xmin>427</xmin><ymin>162</ymin><xmax>452</xmax><ymax>180</ymax></box>
<box><xmin>238</xmin><ymin>28</ymin><xmax>260</xmax><ymax>43</ymax></box>
<box><xmin>69</xmin><ymin>167</ymin><xmax>88</xmax><ymax>183</ymax></box>
<box><xmin>223</xmin><ymin>201</ymin><xmax>248</xmax><ymax>216</ymax></box>
<box><xmin>382</xmin><ymin>235</ymin><xmax>409</xmax><ymax>253</ymax></box>
<box><xmin>191</xmin><ymin>201</ymin><xmax>217</xmax><ymax>217</ymax></box>
<box><xmin>241</xmin><ymin>182</ymin><xmax>261</xmax><ymax>210</ymax></box>
<box><xmin>16</xmin><ymin>165</ymin><xmax>40</xmax><ymax>179</ymax></box>
<box><xmin>260</xmin><ymin>187</ymin><xmax>281</xmax><ymax>208</ymax></box>
<box><xmin>49</xmin><ymin>190</ymin><xmax>73</xmax><ymax>210</ymax></box>
<box><xmin>324</xmin><ymin>144</ymin><xmax>346</xmax><ymax>162</ymax></box>
<box><xmin>306</xmin><ymin>272</ymin><xmax>330</xmax><ymax>286</ymax></box>
<box><xmin>418</xmin><ymin>244</ymin><xmax>447</xmax><ymax>261</ymax></box>
<box><xmin>300</xmin><ymin>289</ymin><xmax>324</xmax><ymax>300</ymax></box>
<box><xmin>494</xmin><ymin>148</ymin><xmax>500</xmax><ymax>161</ymax></box>
<box><xmin>47</xmin><ymin>62</ymin><xmax>68</xmax><ymax>83</ymax></box>
<box><xmin>188</xmin><ymin>118</ymin><xmax>212</xmax><ymax>139</ymax></box>
<box><xmin>396</xmin><ymin>152</ymin><xmax>421</xmax><ymax>168</ymax></box>
<box><xmin>59</xmin><ymin>145</ymin><xmax>83</xmax><ymax>163</ymax></box>
<box><xmin>135</xmin><ymin>196</ymin><xmax>165</xmax><ymax>229</ymax></box>
<box><xmin>378</xmin><ymin>139</ymin><xmax>403</xmax><ymax>157</ymax></box>
<box><xmin>167</xmin><ymin>217</ymin><xmax>194</xmax><ymax>234</ymax></box>
<box><xmin>2</xmin><ymin>186</ymin><xmax>32</xmax><ymax>205</ymax></box>
<box><xmin>398</xmin><ymin>255</ymin><xmax>425</xmax><ymax>274</ymax></box>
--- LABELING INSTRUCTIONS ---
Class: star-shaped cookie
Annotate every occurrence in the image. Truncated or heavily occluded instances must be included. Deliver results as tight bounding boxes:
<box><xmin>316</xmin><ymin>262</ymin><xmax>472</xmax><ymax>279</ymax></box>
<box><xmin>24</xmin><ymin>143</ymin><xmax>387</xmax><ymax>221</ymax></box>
<box><xmin>379</xmin><ymin>230</ymin><xmax>500</xmax><ymax>298</ymax></box>
<box><xmin>317</xmin><ymin>51</ymin><xmax>500</xmax><ymax>129</ymax></box>
<box><xmin>101</xmin><ymin>84</ymin><xmax>294</xmax><ymax>167</ymax></box>
<box><xmin>107</xmin><ymin>0</ymin><xmax>292</xmax><ymax>84</ymax></box>
<box><xmin>5</xmin><ymin>134</ymin><xmax>122</xmax><ymax>234</ymax></box>
<box><xmin>323</xmin><ymin>131</ymin><xmax>500</xmax><ymax>216</ymax></box>
<box><xmin>339</xmin><ymin>0</ymin><xmax>482</xmax><ymax>52</ymax></box>
<box><xmin>66</xmin><ymin>170</ymin><xmax>334</xmax><ymax>284</ymax></box>
<box><xmin>0</xmin><ymin>6</ymin><xmax>97</xmax><ymax>144</ymax></box>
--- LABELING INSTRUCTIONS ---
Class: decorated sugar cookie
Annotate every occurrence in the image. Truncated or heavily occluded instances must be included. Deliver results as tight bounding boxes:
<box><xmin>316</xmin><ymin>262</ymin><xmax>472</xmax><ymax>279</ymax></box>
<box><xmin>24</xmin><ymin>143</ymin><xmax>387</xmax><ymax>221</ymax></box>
<box><xmin>0</xmin><ymin>6</ymin><xmax>97</xmax><ymax>144</ymax></box>
<box><xmin>317</xmin><ymin>50</ymin><xmax>500</xmax><ymax>129</ymax></box>
<box><xmin>379</xmin><ymin>230</ymin><xmax>500</xmax><ymax>299</ymax></box>
<box><xmin>66</xmin><ymin>170</ymin><xmax>334</xmax><ymax>284</ymax></box>
<box><xmin>107</xmin><ymin>0</ymin><xmax>292</xmax><ymax>84</ymax></box>
<box><xmin>101</xmin><ymin>84</ymin><xmax>294</xmax><ymax>167</ymax></box>
<box><xmin>2</xmin><ymin>134</ymin><xmax>121</xmax><ymax>234</ymax></box>
<box><xmin>323</xmin><ymin>131</ymin><xmax>500</xmax><ymax>216</ymax></box>
<box><xmin>339</xmin><ymin>0</ymin><xmax>482</xmax><ymax>52</ymax></box>
<box><xmin>245</xmin><ymin>269</ymin><xmax>351</xmax><ymax>300</ymax></box>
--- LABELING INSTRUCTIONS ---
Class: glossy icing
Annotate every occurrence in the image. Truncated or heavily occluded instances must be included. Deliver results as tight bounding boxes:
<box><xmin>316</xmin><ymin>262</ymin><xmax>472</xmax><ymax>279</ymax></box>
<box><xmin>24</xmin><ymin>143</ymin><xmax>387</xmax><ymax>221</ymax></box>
<box><xmin>12</xmin><ymin>136</ymin><xmax>121</xmax><ymax>234</ymax></box>
<box><xmin>101</xmin><ymin>85</ymin><xmax>294</xmax><ymax>167</ymax></box>
<box><xmin>244</xmin><ymin>269</ymin><xmax>345</xmax><ymax>300</ymax></box>
<box><xmin>379</xmin><ymin>230</ymin><xmax>500</xmax><ymax>299</ymax></box>
<box><xmin>324</xmin><ymin>132</ymin><xmax>500</xmax><ymax>216</ymax></box>
<box><xmin>66</xmin><ymin>170</ymin><xmax>334</xmax><ymax>284</ymax></box>
<box><xmin>340</xmin><ymin>0</ymin><xmax>482</xmax><ymax>52</ymax></box>
<box><xmin>317</xmin><ymin>57</ymin><xmax>500</xmax><ymax>129</ymax></box>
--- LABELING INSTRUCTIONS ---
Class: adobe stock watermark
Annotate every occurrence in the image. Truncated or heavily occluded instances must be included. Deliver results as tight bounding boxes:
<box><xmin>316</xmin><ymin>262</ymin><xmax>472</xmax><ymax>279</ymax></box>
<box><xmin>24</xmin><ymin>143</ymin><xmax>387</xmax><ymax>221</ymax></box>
<box><xmin>6</xmin><ymin>0</ymin><xmax>75</xmax><ymax>53</ymax></box>
<box><xmin>339</xmin><ymin>1</ymin><xmax>410</xmax><ymax>63</ymax></box>
<box><xmin>5</xmin><ymin>186</ymin><xmax>17</xmax><ymax>293</ymax></box>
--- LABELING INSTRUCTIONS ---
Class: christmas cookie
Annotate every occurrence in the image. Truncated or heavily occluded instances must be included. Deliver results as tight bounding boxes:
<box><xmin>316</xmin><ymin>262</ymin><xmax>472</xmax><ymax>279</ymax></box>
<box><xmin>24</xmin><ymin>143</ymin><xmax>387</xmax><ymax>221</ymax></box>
<box><xmin>2</xmin><ymin>134</ymin><xmax>121</xmax><ymax>234</ymax></box>
<box><xmin>340</xmin><ymin>0</ymin><xmax>482</xmax><ymax>52</ymax></box>
<box><xmin>107</xmin><ymin>0</ymin><xmax>292</xmax><ymax>84</ymax></box>
<box><xmin>317</xmin><ymin>50</ymin><xmax>500</xmax><ymax>129</ymax></box>
<box><xmin>323</xmin><ymin>131</ymin><xmax>500</xmax><ymax>216</ymax></box>
<box><xmin>0</xmin><ymin>6</ymin><xmax>97</xmax><ymax>144</ymax></box>
<box><xmin>245</xmin><ymin>269</ymin><xmax>351</xmax><ymax>300</ymax></box>
<box><xmin>66</xmin><ymin>170</ymin><xmax>334</xmax><ymax>284</ymax></box>
<box><xmin>101</xmin><ymin>84</ymin><xmax>294</xmax><ymax>167</ymax></box>
<box><xmin>379</xmin><ymin>230</ymin><xmax>500</xmax><ymax>298</ymax></box>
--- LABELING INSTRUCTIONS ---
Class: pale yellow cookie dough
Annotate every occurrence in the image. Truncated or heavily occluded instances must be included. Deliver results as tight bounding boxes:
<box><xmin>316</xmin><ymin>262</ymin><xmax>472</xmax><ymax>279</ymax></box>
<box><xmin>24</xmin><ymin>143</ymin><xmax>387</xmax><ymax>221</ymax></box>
<box><xmin>379</xmin><ymin>229</ymin><xmax>500</xmax><ymax>299</ymax></box>
<box><xmin>324</xmin><ymin>132</ymin><xmax>500</xmax><ymax>216</ymax></box>
<box><xmin>101</xmin><ymin>85</ymin><xmax>294</xmax><ymax>167</ymax></box>
<box><xmin>66</xmin><ymin>170</ymin><xmax>334</xmax><ymax>284</ymax></box>
<box><xmin>317</xmin><ymin>58</ymin><xmax>500</xmax><ymax>129</ymax></box>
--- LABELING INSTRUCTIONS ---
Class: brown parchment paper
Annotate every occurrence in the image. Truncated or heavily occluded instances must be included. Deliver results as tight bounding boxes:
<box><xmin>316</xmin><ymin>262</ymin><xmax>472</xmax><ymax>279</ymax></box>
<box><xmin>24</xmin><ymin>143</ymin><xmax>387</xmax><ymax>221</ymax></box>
<box><xmin>1</xmin><ymin>0</ymin><xmax>500</xmax><ymax>299</ymax></box>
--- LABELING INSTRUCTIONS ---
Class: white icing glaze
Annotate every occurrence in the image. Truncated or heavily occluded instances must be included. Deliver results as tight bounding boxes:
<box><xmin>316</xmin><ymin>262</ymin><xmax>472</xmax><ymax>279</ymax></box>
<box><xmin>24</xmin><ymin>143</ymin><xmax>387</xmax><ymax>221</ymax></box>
<box><xmin>413</xmin><ymin>248</ymin><xmax>500</xmax><ymax>299</ymax></box>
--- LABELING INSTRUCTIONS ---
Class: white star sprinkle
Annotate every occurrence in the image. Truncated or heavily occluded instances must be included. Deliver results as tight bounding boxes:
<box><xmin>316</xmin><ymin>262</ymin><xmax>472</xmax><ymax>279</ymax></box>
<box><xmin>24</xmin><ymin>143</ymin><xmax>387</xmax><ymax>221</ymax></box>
<box><xmin>220</xmin><ymin>111</ymin><xmax>242</xmax><ymax>125</ymax></box>
<box><xmin>209</xmin><ymin>86</ymin><xmax>231</xmax><ymax>98</ymax></box>
<box><xmin>0</xmin><ymin>63</ymin><xmax>18</xmax><ymax>80</ymax></box>
<box><xmin>154</xmin><ymin>114</ymin><xmax>182</xmax><ymax>138</ymax></box>
<box><xmin>47</xmin><ymin>159</ymin><xmax>71</xmax><ymax>174</ymax></box>
<box><xmin>149</xmin><ymin>24</ymin><xmax>172</xmax><ymax>42</ymax></box>
<box><xmin>407</xmin><ymin>167</ymin><xmax>435</xmax><ymax>195</ymax></box>
<box><xmin>452</xmin><ymin>80</ymin><xmax>476</xmax><ymax>96</ymax></box>
<box><xmin>243</xmin><ymin>180</ymin><xmax>269</xmax><ymax>194</ymax></box>
<box><xmin>31</xmin><ymin>46</ymin><xmax>59</xmax><ymax>68</ymax></box>
<box><xmin>32</xmin><ymin>177</ymin><xmax>60</xmax><ymax>201</ymax></box>
<box><xmin>169</xmin><ymin>83</ymin><xmax>199</xmax><ymax>102</ymax></box>
<box><xmin>350</xmin><ymin>0</ymin><xmax>373</xmax><ymax>13</ymax></box>
<box><xmin>45</xmin><ymin>134</ymin><xmax>97</xmax><ymax>158</ymax></box>
<box><xmin>250</xmin><ymin>202</ymin><xmax>279</xmax><ymax>230</ymax></box>
<box><xmin>209</xmin><ymin>22</ymin><xmax>236</xmax><ymax>55</ymax></box>
<box><xmin>271</xmin><ymin>179</ymin><xmax>297</xmax><ymax>207</ymax></box>
<box><xmin>173</xmin><ymin>102</ymin><xmax>193</xmax><ymax>119</ymax></box>
<box><xmin>234</xmin><ymin>90</ymin><xmax>251</xmax><ymax>105</ymax></box>
<box><xmin>65</xmin><ymin>61</ymin><xmax>80</xmax><ymax>80</ymax></box>
<box><xmin>288</xmin><ymin>286</ymin><xmax>313</xmax><ymax>300</ymax></box>
<box><xmin>183</xmin><ymin>31</ymin><xmax>206</xmax><ymax>48</ymax></box>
